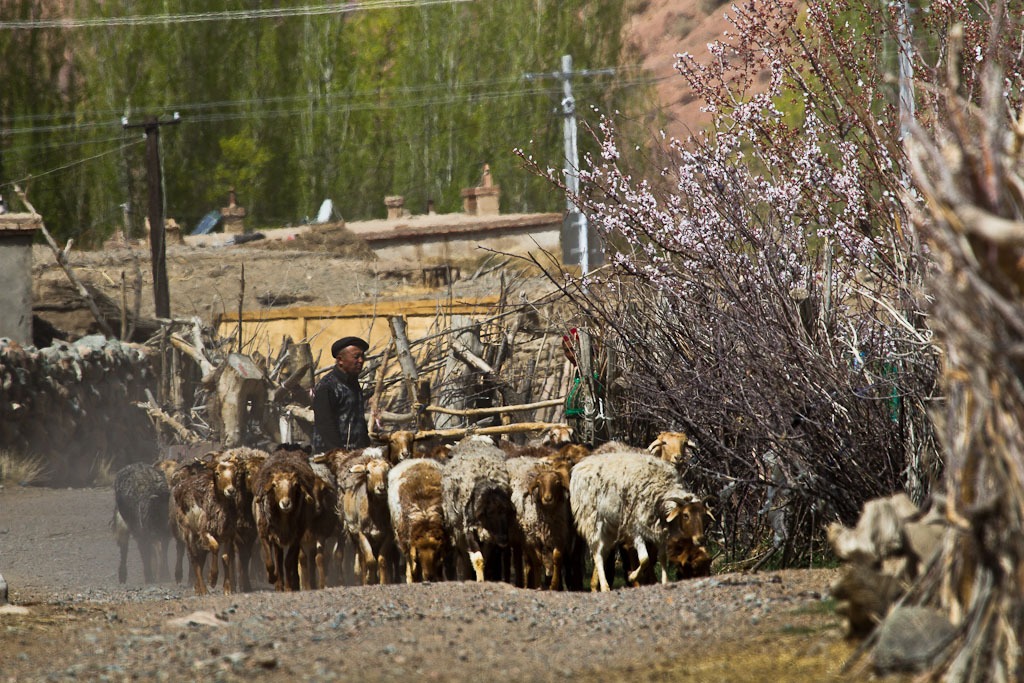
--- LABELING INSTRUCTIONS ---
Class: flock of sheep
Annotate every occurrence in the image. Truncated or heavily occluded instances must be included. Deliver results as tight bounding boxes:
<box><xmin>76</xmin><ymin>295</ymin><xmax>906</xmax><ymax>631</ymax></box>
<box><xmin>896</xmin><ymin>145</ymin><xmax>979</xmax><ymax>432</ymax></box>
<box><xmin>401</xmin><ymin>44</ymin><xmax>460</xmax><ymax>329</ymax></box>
<box><xmin>112</xmin><ymin>427</ymin><xmax>712</xmax><ymax>595</ymax></box>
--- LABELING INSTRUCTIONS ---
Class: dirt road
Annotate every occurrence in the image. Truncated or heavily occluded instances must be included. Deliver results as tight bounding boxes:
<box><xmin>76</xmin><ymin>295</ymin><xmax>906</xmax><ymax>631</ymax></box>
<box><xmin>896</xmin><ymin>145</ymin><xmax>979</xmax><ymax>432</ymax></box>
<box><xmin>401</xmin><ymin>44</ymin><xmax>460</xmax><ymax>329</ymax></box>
<box><xmin>0</xmin><ymin>484</ymin><xmax>856</xmax><ymax>682</ymax></box>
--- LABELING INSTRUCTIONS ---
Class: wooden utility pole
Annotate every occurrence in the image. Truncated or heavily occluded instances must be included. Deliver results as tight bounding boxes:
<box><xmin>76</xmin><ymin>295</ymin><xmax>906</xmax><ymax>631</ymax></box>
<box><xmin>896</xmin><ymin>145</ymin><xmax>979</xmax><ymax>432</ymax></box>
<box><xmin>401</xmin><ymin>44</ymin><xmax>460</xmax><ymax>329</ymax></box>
<box><xmin>123</xmin><ymin>113</ymin><xmax>180</xmax><ymax>319</ymax></box>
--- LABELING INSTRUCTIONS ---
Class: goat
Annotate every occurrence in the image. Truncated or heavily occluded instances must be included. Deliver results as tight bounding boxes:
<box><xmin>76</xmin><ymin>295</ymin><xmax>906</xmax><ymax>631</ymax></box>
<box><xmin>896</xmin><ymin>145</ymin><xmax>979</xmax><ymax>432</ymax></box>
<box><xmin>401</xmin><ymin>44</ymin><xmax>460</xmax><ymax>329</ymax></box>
<box><xmin>251</xmin><ymin>448</ymin><xmax>319</xmax><ymax>591</ymax></box>
<box><xmin>570</xmin><ymin>450</ymin><xmax>708</xmax><ymax>592</ymax></box>
<box><xmin>169</xmin><ymin>456</ymin><xmax>245</xmax><ymax>595</ymax></box>
<box><xmin>441</xmin><ymin>435</ymin><xmax>516</xmax><ymax>582</ymax></box>
<box><xmin>112</xmin><ymin>462</ymin><xmax>171</xmax><ymax>584</ymax></box>
<box><xmin>388</xmin><ymin>458</ymin><xmax>447</xmax><ymax>583</ymax></box>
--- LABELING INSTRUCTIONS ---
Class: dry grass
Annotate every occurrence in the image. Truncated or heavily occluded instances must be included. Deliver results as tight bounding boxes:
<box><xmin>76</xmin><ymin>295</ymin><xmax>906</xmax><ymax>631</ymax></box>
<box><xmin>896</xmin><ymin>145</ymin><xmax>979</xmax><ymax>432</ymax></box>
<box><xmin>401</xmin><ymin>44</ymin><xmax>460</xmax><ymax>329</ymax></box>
<box><xmin>89</xmin><ymin>455</ymin><xmax>119</xmax><ymax>487</ymax></box>
<box><xmin>0</xmin><ymin>450</ymin><xmax>48</xmax><ymax>486</ymax></box>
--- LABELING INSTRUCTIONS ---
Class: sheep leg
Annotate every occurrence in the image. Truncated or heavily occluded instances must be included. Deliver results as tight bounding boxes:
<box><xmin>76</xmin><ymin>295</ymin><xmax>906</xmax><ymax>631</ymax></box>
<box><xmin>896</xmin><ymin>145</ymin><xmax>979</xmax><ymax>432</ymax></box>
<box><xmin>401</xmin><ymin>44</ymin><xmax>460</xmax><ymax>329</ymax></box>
<box><xmin>357</xmin><ymin>533</ymin><xmax>377</xmax><ymax>585</ymax></box>
<box><xmin>316</xmin><ymin>540</ymin><xmax>328</xmax><ymax>589</ymax></box>
<box><xmin>511</xmin><ymin>543</ymin><xmax>525</xmax><ymax>588</ymax></box>
<box><xmin>204</xmin><ymin>533</ymin><xmax>220</xmax><ymax>588</ymax></box>
<box><xmin>189</xmin><ymin>547</ymin><xmax>208</xmax><ymax>596</ymax></box>
<box><xmin>137</xmin><ymin>534</ymin><xmax>155</xmax><ymax>584</ymax></box>
<box><xmin>550</xmin><ymin>548</ymin><xmax>563</xmax><ymax>591</ymax></box>
<box><xmin>221</xmin><ymin>539</ymin><xmax>235</xmax><ymax>594</ymax></box>
<box><xmin>236</xmin><ymin>538</ymin><xmax>253</xmax><ymax>592</ymax></box>
<box><xmin>406</xmin><ymin>547</ymin><xmax>417</xmax><ymax>584</ymax></box>
<box><xmin>466</xmin><ymin>535</ymin><xmax>485</xmax><ymax>582</ymax></box>
<box><xmin>376</xmin><ymin>539</ymin><xmax>394</xmax><ymax>585</ymax></box>
<box><xmin>157</xmin><ymin>537</ymin><xmax>171</xmax><ymax>582</ymax></box>
<box><xmin>627</xmin><ymin>537</ymin><xmax>650</xmax><ymax>585</ymax></box>
<box><xmin>658</xmin><ymin>545</ymin><xmax>670</xmax><ymax>585</ymax></box>
<box><xmin>174</xmin><ymin>538</ymin><xmax>185</xmax><ymax>584</ymax></box>
<box><xmin>593</xmin><ymin>536</ymin><xmax>613</xmax><ymax>592</ymax></box>
<box><xmin>284</xmin><ymin>542</ymin><xmax>302</xmax><ymax>591</ymax></box>
<box><xmin>116</xmin><ymin>531</ymin><xmax>129</xmax><ymax>584</ymax></box>
<box><xmin>272</xmin><ymin>544</ymin><xmax>285</xmax><ymax>591</ymax></box>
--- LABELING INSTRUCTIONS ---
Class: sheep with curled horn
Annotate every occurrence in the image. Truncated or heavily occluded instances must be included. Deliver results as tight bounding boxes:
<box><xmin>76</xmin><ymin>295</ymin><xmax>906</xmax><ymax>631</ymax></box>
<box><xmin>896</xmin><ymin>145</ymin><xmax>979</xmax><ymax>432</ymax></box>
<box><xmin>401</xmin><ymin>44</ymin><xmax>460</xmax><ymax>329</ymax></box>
<box><xmin>570</xmin><ymin>449</ymin><xmax>709</xmax><ymax>592</ymax></box>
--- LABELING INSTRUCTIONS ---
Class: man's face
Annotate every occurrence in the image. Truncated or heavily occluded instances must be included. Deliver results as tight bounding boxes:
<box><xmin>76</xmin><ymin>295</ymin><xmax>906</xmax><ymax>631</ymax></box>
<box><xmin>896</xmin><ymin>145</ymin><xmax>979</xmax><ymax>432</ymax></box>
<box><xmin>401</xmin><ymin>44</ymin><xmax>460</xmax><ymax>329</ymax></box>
<box><xmin>336</xmin><ymin>345</ymin><xmax>365</xmax><ymax>375</ymax></box>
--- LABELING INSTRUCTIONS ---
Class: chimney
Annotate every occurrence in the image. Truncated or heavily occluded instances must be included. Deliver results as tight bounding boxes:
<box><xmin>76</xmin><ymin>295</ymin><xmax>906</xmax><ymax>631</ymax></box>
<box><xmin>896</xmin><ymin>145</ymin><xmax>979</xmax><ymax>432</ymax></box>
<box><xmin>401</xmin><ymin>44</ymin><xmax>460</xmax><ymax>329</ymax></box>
<box><xmin>0</xmin><ymin>212</ymin><xmax>42</xmax><ymax>345</ymax></box>
<box><xmin>460</xmin><ymin>163</ymin><xmax>501</xmax><ymax>216</ymax></box>
<box><xmin>384</xmin><ymin>195</ymin><xmax>406</xmax><ymax>220</ymax></box>
<box><xmin>220</xmin><ymin>187</ymin><xmax>247</xmax><ymax>234</ymax></box>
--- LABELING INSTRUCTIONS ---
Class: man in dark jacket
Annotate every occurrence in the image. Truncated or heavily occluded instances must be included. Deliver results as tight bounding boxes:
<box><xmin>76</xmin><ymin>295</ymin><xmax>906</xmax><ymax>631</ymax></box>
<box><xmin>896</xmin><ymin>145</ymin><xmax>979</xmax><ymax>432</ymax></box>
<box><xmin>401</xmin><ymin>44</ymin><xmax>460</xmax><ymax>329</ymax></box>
<box><xmin>311</xmin><ymin>336</ymin><xmax>370</xmax><ymax>453</ymax></box>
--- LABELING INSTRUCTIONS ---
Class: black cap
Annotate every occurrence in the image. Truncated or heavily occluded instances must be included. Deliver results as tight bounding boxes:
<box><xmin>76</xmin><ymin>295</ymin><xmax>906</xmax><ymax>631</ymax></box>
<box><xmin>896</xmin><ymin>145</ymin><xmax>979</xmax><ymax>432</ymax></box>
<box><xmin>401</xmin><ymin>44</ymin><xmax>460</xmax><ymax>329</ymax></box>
<box><xmin>331</xmin><ymin>336</ymin><xmax>369</xmax><ymax>358</ymax></box>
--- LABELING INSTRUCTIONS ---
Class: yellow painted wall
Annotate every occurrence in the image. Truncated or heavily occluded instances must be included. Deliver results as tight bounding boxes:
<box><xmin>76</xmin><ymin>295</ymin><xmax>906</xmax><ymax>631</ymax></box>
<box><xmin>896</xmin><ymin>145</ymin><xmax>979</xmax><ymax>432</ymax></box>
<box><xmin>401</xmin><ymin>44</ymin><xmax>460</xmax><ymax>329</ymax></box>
<box><xmin>217</xmin><ymin>297</ymin><xmax>501</xmax><ymax>371</ymax></box>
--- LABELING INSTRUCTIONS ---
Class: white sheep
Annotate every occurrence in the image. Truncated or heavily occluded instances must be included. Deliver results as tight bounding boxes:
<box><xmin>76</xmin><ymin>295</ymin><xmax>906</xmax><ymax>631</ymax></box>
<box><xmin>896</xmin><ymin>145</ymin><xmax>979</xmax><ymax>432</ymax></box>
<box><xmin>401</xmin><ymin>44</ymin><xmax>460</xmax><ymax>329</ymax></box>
<box><xmin>441</xmin><ymin>435</ymin><xmax>515</xmax><ymax>582</ymax></box>
<box><xmin>388</xmin><ymin>458</ymin><xmax>447</xmax><ymax>583</ymax></box>
<box><xmin>569</xmin><ymin>450</ymin><xmax>708</xmax><ymax>592</ymax></box>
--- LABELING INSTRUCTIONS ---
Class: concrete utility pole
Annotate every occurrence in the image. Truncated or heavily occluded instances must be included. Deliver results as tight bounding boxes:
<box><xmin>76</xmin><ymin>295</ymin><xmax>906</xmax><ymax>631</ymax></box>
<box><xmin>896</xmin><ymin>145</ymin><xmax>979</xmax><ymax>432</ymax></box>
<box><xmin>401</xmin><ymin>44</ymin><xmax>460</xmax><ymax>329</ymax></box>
<box><xmin>123</xmin><ymin>113</ymin><xmax>180</xmax><ymax>319</ymax></box>
<box><xmin>525</xmin><ymin>55</ymin><xmax>614</xmax><ymax>278</ymax></box>
<box><xmin>896</xmin><ymin>0</ymin><xmax>915</xmax><ymax>144</ymax></box>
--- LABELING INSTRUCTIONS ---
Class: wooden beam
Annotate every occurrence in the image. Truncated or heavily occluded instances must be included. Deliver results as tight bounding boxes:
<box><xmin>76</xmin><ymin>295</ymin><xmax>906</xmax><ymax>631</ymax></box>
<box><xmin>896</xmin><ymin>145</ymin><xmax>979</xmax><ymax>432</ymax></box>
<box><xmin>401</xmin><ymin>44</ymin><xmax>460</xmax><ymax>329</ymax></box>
<box><xmin>217</xmin><ymin>296</ymin><xmax>502</xmax><ymax>324</ymax></box>
<box><xmin>411</xmin><ymin>422</ymin><xmax>563</xmax><ymax>441</ymax></box>
<box><xmin>426</xmin><ymin>397</ymin><xmax>564</xmax><ymax>417</ymax></box>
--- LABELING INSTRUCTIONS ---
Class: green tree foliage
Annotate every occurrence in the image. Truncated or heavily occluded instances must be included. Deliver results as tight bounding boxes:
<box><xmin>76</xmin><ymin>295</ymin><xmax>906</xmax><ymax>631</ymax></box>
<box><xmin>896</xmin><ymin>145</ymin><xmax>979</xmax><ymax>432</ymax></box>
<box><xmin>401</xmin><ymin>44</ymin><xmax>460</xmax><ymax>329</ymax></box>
<box><xmin>0</xmin><ymin>0</ymin><xmax>645</xmax><ymax>244</ymax></box>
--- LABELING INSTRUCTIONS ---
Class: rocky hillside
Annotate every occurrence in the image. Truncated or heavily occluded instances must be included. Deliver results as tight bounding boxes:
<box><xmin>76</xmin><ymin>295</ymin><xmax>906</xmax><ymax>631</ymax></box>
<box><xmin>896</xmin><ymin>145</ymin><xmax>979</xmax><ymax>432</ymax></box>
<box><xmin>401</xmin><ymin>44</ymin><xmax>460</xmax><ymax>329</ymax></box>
<box><xmin>625</xmin><ymin>0</ymin><xmax>736</xmax><ymax>140</ymax></box>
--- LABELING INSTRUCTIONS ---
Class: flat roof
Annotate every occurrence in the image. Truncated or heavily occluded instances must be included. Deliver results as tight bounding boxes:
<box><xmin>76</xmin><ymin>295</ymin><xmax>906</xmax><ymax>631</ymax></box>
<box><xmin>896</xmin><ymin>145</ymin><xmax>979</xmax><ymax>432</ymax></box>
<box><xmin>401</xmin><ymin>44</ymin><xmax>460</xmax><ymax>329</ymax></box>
<box><xmin>0</xmin><ymin>213</ymin><xmax>43</xmax><ymax>234</ymax></box>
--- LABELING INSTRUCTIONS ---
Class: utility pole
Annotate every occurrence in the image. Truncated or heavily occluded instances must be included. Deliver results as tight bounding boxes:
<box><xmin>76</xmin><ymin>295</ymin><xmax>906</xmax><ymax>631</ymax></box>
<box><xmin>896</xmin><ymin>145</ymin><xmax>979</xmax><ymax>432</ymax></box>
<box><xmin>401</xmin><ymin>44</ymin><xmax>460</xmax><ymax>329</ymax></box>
<box><xmin>525</xmin><ymin>55</ymin><xmax>614</xmax><ymax>278</ymax></box>
<box><xmin>123</xmin><ymin>113</ymin><xmax>180</xmax><ymax>319</ymax></box>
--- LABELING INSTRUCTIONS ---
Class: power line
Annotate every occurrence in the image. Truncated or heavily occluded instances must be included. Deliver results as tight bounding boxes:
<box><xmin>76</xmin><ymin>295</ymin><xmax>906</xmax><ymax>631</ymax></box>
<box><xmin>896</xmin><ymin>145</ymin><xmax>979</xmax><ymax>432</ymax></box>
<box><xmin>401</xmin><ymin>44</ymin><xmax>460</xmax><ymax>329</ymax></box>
<box><xmin>0</xmin><ymin>68</ymin><xmax>648</xmax><ymax>128</ymax></box>
<box><xmin>1</xmin><ymin>133</ymin><xmax>132</xmax><ymax>158</ymax></box>
<box><xmin>0</xmin><ymin>71</ymin><xmax>661</xmax><ymax>136</ymax></box>
<box><xmin>0</xmin><ymin>139</ymin><xmax>144</xmax><ymax>191</ymax></box>
<box><xmin>0</xmin><ymin>0</ymin><xmax>472</xmax><ymax>30</ymax></box>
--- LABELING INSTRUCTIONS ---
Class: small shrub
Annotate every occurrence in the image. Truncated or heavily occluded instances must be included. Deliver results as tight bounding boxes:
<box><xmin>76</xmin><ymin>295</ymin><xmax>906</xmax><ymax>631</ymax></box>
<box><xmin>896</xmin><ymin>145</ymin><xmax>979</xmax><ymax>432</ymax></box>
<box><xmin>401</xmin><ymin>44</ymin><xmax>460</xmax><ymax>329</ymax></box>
<box><xmin>0</xmin><ymin>450</ymin><xmax>48</xmax><ymax>486</ymax></box>
<box><xmin>90</xmin><ymin>455</ymin><xmax>119</xmax><ymax>487</ymax></box>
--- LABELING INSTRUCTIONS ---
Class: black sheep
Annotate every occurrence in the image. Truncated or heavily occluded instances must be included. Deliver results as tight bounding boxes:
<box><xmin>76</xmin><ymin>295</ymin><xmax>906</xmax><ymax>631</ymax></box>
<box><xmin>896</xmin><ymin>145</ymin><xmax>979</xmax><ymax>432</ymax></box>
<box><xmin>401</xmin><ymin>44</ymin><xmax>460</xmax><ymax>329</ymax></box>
<box><xmin>112</xmin><ymin>462</ymin><xmax>172</xmax><ymax>584</ymax></box>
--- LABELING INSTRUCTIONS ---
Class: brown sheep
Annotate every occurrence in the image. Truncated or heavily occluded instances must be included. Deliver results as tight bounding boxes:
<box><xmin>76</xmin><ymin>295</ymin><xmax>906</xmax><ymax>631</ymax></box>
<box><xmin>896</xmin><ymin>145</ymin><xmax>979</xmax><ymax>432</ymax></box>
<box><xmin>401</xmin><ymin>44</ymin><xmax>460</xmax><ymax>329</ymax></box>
<box><xmin>507</xmin><ymin>457</ymin><xmax>573</xmax><ymax>590</ymax></box>
<box><xmin>667</xmin><ymin>537</ymin><xmax>713</xmax><ymax>579</ymax></box>
<box><xmin>251</xmin><ymin>448</ymin><xmax>319</xmax><ymax>591</ymax></box>
<box><xmin>647</xmin><ymin>431</ymin><xmax>694</xmax><ymax>470</ymax></box>
<box><xmin>388</xmin><ymin>458</ymin><xmax>447</xmax><ymax>583</ymax></box>
<box><xmin>169</xmin><ymin>456</ymin><xmax>245</xmax><ymax>595</ymax></box>
<box><xmin>217</xmin><ymin>447</ymin><xmax>269</xmax><ymax>591</ymax></box>
<box><xmin>303</xmin><ymin>460</ymin><xmax>340</xmax><ymax>589</ymax></box>
<box><xmin>539</xmin><ymin>423</ymin><xmax>574</xmax><ymax>447</ymax></box>
<box><xmin>384</xmin><ymin>430</ymin><xmax>416</xmax><ymax>463</ymax></box>
<box><xmin>333</xmin><ymin>448</ymin><xmax>394</xmax><ymax>585</ymax></box>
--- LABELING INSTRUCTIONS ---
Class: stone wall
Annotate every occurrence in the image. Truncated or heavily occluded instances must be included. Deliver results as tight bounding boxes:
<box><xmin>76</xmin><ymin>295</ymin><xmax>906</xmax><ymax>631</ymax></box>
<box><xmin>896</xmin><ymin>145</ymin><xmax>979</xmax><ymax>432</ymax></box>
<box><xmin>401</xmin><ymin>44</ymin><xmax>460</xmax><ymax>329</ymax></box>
<box><xmin>0</xmin><ymin>335</ymin><xmax>158</xmax><ymax>486</ymax></box>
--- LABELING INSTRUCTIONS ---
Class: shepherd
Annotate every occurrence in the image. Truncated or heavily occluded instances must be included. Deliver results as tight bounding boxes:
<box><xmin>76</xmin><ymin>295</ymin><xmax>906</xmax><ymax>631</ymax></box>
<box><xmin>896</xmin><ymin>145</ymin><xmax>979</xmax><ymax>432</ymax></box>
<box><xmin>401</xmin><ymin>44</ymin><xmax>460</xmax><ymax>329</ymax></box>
<box><xmin>312</xmin><ymin>336</ymin><xmax>371</xmax><ymax>453</ymax></box>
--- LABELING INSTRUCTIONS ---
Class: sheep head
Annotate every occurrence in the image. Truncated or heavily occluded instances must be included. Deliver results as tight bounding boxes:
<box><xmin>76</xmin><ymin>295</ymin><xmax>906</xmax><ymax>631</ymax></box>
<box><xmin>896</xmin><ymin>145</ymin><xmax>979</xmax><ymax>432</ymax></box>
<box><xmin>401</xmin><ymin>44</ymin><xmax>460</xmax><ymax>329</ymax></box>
<box><xmin>540</xmin><ymin>424</ymin><xmax>574</xmax><ymax>447</ymax></box>
<box><xmin>211</xmin><ymin>456</ymin><xmax>241</xmax><ymax>501</ymax></box>
<box><xmin>386</xmin><ymin>431</ymin><xmax>416</xmax><ymax>463</ymax></box>
<box><xmin>530</xmin><ymin>467</ymin><xmax>568</xmax><ymax>508</ymax></box>
<box><xmin>647</xmin><ymin>431</ymin><xmax>693</xmax><ymax>467</ymax></box>
<box><xmin>266</xmin><ymin>470</ymin><xmax>300</xmax><ymax>512</ymax></box>
<box><xmin>662</xmin><ymin>494</ymin><xmax>708</xmax><ymax>548</ymax></box>
<box><xmin>350</xmin><ymin>457</ymin><xmax>391</xmax><ymax>496</ymax></box>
